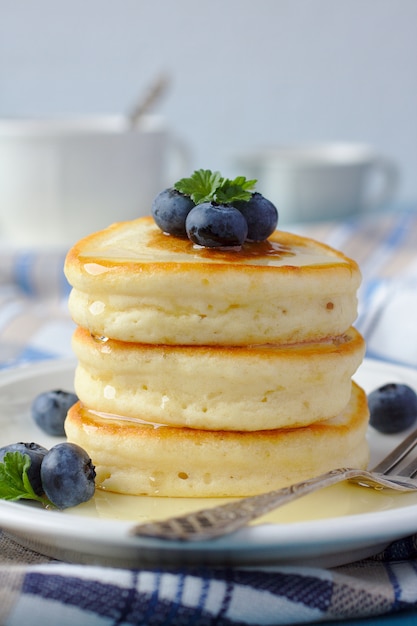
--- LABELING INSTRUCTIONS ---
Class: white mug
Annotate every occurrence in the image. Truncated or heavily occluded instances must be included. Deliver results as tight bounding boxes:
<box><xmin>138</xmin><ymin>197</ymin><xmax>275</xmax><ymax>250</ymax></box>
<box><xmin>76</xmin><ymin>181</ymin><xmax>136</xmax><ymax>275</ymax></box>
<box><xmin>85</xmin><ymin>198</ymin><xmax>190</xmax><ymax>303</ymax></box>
<box><xmin>236</xmin><ymin>143</ymin><xmax>399</xmax><ymax>224</ymax></box>
<box><xmin>0</xmin><ymin>115</ymin><xmax>188</xmax><ymax>247</ymax></box>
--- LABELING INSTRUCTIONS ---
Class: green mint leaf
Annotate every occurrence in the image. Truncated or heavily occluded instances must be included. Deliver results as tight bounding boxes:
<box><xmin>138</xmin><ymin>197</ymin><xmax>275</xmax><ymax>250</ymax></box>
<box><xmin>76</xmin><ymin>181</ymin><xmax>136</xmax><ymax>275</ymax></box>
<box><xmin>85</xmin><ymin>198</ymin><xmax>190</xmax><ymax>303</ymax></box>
<box><xmin>214</xmin><ymin>176</ymin><xmax>257</xmax><ymax>204</ymax></box>
<box><xmin>174</xmin><ymin>170</ymin><xmax>257</xmax><ymax>205</ymax></box>
<box><xmin>174</xmin><ymin>169</ymin><xmax>223</xmax><ymax>204</ymax></box>
<box><xmin>227</xmin><ymin>176</ymin><xmax>258</xmax><ymax>192</ymax></box>
<box><xmin>0</xmin><ymin>452</ymin><xmax>52</xmax><ymax>507</ymax></box>
<box><xmin>0</xmin><ymin>452</ymin><xmax>31</xmax><ymax>500</ymax></box>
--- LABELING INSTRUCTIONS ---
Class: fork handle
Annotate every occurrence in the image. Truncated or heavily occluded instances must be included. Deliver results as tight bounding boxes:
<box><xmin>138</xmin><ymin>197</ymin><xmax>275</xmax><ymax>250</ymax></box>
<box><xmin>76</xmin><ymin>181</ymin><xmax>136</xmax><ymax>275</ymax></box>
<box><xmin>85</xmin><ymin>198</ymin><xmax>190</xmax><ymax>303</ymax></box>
<box><xmin>131</xmin><ymin>467</ymin><xmax>371</xmax><ymax>542</ymax></box>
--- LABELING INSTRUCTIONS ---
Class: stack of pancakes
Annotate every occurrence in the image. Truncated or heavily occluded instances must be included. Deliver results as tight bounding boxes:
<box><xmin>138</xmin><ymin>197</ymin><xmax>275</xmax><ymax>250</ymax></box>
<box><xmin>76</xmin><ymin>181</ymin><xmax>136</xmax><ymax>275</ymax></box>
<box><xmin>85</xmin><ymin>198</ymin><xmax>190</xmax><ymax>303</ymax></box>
<box><xmin>64</xmin><ymin>216</ymin><xmax>368</xmax><ymax>497</ymax></box>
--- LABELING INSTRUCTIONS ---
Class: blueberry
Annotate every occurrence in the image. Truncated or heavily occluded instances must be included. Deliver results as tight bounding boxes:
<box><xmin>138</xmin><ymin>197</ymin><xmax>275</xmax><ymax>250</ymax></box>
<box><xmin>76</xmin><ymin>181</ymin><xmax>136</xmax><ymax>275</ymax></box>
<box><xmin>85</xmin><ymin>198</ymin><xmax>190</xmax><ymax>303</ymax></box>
<box><xmin>0</xmin><ymin>442</ymin><xmax>48</xmax><ymax>496</ymax></box>
<box><xmin>185</xmin><ymin>203</ymin><xmax>248</xmax><ymax>248</ymax></box>
<box><xmin>234</xmin><ymin>192</ymin><xmax>278</xmax><ymax>241</ymax></box>
<box><xmin>368</xmin><ymin>383</ymin><xmax>417</xmax><ymax>434</ymax></box>
<box><xmin>40</xmin><ymin>443</ymin><xmax>96</xmax><ymax>509</ymax></box>
<box><xmin>152</xmin><ymin>188</ymin><xmax>195</xmax><ymax>237</ymax></box>
<box><xmin>31</xmin><ymin>390</ymin><xmax>78</xmax><ymax>436</ymax></box>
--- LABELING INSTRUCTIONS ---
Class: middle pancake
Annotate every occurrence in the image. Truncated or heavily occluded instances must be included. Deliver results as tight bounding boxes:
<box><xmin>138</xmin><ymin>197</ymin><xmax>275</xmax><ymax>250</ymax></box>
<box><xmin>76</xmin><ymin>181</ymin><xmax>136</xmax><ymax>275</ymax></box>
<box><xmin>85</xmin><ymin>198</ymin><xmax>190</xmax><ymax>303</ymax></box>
<box><xmin>73</xmin><ymin>325</ymin><xmax>365</xmax><ymax>431</ymax></box>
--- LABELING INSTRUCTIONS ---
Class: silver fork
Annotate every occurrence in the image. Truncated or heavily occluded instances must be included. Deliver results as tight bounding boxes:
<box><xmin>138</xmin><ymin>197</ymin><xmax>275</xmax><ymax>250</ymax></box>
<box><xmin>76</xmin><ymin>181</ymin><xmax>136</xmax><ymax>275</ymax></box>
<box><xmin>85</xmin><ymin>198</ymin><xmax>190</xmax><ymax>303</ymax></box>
<box><xmin>131</xmin><ymin>426</ymin><xmax>417</xmax><ymax>542</ymax></box>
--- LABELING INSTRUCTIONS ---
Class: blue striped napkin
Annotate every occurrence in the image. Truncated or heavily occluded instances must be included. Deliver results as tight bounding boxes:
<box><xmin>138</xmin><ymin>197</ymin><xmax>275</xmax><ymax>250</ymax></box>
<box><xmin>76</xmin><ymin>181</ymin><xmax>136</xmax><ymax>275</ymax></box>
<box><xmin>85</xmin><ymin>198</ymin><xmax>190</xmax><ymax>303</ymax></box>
<box><xmin>1</xmin><ymin>530</ymin><xmax>417</xmax><ymax>625</ymax></box>
<box><xmin>0</xmin><ymin>249</ymin><xmax>73</xmax><ymax>369</ymax></box>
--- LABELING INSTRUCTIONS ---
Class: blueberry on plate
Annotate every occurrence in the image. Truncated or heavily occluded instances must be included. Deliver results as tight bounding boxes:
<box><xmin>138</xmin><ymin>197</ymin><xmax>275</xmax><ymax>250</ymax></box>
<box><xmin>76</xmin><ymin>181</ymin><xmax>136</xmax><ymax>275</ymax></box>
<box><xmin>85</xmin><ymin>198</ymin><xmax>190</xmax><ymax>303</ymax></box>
<box><xmin>152</xmin><ymin>187</ymin><xmax>195</xmax><ymax>237</ymax></box>
<box><xmin>234</xmin><ymin>192</ymin><xmax>278</xmax><ymax>241</ymax></box>
<box><xmin>40</xmin><ymin>442</ymin><xmax>96</xmax><ymax>509</ymax></box>
<box><xmin>0</xmin><ymin>442</ymin><xmax>48</xmax><ymax>496</ymax></box>
<box><xmin>31</xmin><ymin>389</ymin><xmax>78</xmax><ymax>436</ymax></box>
<box><xmin>186</xmin><ymin>202</ymin><xmax>248</xmax><ymax>248</ymax></box>
<box><xmin>368</xmin><ymin>382</ymin><xmax>417</xmax><ymax>434</ymax></box>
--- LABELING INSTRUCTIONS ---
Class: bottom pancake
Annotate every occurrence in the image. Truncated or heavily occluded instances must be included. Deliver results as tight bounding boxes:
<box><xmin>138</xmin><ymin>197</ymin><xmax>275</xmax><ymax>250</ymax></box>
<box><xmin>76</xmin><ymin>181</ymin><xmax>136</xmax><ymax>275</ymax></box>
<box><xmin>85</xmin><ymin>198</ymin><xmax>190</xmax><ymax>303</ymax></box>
<box><xmin>65</xmin><ymin>381</ymin><xmax>369</xmax><ymax>498</ymax></box>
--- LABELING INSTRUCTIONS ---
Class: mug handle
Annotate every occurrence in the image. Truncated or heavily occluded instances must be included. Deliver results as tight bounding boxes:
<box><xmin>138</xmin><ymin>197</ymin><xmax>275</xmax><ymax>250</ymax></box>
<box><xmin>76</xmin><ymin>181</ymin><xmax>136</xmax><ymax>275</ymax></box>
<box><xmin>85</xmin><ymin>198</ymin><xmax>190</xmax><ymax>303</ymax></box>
<box><xmin>364</xmin><ymin>157</ymin><xmax>399</xmax><ymax>211</ymax></box>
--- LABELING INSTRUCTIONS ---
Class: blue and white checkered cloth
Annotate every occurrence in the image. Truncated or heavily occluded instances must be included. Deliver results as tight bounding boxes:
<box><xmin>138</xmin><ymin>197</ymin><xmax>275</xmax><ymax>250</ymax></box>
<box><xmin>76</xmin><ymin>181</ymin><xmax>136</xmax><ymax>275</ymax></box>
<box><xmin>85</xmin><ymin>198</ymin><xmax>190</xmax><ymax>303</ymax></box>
<box><xmin>0</xmin><ymin>249</ymin><xmax>73</xmax><ymax>369</ymax></box>
<box><xmin>2</xmin><ymin>532</ymin><xmax>417</xmax><ymax>625</ymax></box>
<box><xmin>1</xmin><ymin>208</ymin><xmax>417</xmax><ymax>625</ymax></box>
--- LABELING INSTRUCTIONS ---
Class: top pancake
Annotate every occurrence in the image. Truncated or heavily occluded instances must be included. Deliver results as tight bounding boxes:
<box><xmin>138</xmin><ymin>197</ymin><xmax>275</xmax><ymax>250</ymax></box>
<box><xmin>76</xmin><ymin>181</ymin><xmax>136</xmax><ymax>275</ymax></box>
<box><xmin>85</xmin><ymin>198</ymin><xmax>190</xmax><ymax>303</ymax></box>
<box><xmin>65</xmin><ymin>216</ymin><xmax>361</xmax><ymax>345</ymax></box>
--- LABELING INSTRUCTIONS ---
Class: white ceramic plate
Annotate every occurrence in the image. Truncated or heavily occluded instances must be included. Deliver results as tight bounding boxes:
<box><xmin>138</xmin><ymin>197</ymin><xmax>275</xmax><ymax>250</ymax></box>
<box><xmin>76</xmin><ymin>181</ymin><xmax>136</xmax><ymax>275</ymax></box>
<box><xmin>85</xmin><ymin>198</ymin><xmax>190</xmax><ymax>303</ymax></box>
<box><xmin>1</xmin><ymin>357</ymin><xmax>417</xmax><ymax>569</ymax></box>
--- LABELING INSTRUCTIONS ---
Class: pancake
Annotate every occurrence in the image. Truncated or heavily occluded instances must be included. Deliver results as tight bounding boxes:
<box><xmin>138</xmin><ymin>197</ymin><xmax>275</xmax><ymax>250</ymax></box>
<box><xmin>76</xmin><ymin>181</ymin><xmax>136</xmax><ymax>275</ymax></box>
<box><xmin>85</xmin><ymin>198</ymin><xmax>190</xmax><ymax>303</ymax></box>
<box><xmin>65</xmin><ymin>381</ymin><xmax>369</xmax><ymax>497</ymax></box>
<box><xmin>64</xmin><ymin>216</ymin><xmax>361</xmax><ymax>346</ymax></box>
<box><xmin>72</xmin><ymin>325</ymin><xmax>365</xmax><ymax>431</ymax></box>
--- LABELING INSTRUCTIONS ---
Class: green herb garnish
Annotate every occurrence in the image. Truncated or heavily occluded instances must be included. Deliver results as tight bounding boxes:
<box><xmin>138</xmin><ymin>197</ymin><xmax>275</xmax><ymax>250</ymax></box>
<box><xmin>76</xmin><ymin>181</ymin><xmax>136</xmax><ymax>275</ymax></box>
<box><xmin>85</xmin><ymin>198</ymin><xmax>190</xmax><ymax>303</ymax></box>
<box><xmin>0</xmin><ymin>452</ymin><xmax>53</xmax><ymax>507</ymax></box>
<box><xmin>174</xmin><ymin>169</ymin><xmax>257</xmax><ymax>205</ymax></box>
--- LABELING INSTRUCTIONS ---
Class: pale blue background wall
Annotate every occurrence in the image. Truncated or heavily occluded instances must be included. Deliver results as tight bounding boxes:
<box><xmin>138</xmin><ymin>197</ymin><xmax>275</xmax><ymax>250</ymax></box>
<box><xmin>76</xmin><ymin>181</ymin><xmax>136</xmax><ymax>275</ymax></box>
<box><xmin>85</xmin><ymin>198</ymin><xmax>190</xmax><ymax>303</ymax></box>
<box><xmin>1</xmin><ymin>0</ymin><xmax>416</xmax><ymax>204</ymax></box>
